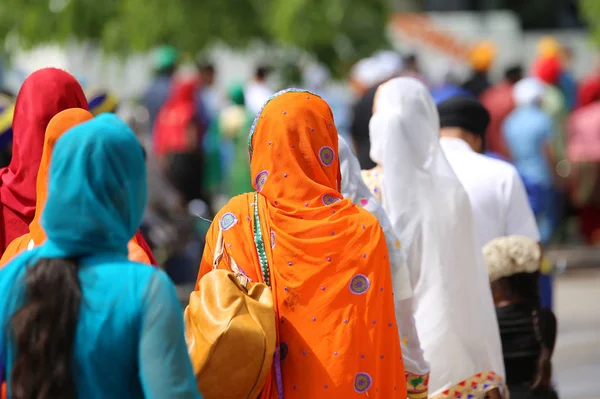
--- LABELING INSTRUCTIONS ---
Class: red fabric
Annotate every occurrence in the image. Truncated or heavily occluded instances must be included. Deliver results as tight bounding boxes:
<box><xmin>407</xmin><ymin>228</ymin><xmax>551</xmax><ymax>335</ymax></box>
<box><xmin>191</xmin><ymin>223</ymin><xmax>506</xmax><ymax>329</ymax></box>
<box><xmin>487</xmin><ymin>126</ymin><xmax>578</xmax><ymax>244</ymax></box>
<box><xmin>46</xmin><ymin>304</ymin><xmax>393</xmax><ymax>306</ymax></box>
<box><xmin>480</xmin><ymin>81</ymin><xmax>515</xmax><ymax>159</ymax></box>
<box><xmin>0</xmin><ymin>68</ymin><xmax>88</xmax><ymax>253</ymax></box>
<box><xmin>152</xmin><ymin>79</ymin><xmax>199</xmax><ymax>157</ymax></box>
<box><xmin>533</xmin><ymin>56</ymin><xmax>562</xmax><ymax>85</ymax></box>
<box><xmin>134</xmin><ymin>230</ymin><xmax>157</xmax><ymax>265</ymax></box>
<box><xmin>576</xmin><ymin>75</ymin><xmax>600</xmax><ymax>109</ymax></box>
<box><xmin>579</xmin><ymin>206</ymin><xmax>600</xmax><ymax>244</ymax></box>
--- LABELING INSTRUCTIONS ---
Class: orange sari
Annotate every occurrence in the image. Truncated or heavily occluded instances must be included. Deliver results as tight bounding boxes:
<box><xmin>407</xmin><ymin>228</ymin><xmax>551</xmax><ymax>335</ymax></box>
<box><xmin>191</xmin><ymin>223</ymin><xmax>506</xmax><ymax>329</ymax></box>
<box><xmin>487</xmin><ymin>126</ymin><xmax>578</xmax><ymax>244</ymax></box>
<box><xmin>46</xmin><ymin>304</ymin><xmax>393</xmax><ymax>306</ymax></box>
<box><xmin>196</xmin><ymin>90</ymin><xmax>406</xmax><ymax>398</ymax></box>
<box><xmin>0</xmin><ymin>109</ymin><xmax>151</xmax><ymax>267</ymax></box>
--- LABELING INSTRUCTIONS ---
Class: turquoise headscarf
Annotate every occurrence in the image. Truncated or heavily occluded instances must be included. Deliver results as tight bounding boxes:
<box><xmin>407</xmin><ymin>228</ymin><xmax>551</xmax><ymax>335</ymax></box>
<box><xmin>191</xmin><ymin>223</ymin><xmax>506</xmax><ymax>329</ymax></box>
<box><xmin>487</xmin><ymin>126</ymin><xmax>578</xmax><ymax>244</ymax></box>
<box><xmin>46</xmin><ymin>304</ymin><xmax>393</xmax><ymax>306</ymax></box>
<box><xmin>39</xmin><ymin>113</ymin><xmax>147</xmax><ymax>259</ymax></box>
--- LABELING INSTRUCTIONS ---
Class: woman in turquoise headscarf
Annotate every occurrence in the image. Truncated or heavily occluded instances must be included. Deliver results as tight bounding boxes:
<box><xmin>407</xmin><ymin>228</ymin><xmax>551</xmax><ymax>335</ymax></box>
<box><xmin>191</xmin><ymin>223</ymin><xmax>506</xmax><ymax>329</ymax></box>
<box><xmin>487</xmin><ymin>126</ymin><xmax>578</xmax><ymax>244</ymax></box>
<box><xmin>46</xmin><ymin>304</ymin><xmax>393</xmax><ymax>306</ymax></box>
<box><xmin>0</xmin><ymin>114</ymin><xmax>200</xmax><ymax>398</ymax></box>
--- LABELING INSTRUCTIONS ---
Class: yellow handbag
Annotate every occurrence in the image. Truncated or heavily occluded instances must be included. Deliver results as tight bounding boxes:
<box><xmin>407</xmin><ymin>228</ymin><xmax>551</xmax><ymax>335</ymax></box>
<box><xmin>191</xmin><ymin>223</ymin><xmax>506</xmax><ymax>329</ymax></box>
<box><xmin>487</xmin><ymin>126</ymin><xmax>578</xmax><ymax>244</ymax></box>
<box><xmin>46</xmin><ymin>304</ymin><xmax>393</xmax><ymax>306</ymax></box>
<box><xmin>184</xmin><ymin>194</ymin><xmax>276</xmax><ymax>399</ymax></box>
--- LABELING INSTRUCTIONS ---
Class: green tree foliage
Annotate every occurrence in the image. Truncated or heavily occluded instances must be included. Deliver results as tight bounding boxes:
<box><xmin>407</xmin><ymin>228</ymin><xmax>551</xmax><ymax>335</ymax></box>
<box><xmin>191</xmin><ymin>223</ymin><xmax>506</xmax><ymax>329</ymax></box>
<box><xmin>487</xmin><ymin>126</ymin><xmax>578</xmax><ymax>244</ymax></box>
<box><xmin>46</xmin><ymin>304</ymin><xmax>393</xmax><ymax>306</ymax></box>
<box><xmin>581</xmin><ymin>0</ymin><xmax>600</xmax><ymax>46</ymax></box>
<box><xmin>0</xmin><ymin>0</ymin><xmax>391</xmax><ymax>74</ymax></box>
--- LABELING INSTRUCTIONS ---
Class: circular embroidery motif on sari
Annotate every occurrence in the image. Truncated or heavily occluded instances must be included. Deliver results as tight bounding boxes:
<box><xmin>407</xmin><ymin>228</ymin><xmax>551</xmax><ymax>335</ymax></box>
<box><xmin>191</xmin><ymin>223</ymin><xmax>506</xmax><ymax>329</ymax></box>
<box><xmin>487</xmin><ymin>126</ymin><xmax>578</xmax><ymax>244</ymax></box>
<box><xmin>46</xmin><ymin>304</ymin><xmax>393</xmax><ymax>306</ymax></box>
<box><xmin>270</xmin><ymin>231</ymin><xmax>276</xmax><ymax>249</ymax></box>
<box><xmin>255</xmin><ymin>170</ymin><xmax>269</xmax><ymax>191</ymax></box>
<box><xmin>354</xmin><ymin>373</ymin><xmax>372</xmax><ymax>393</ymax></box>
<box><xmin>220</xmin><ymin>212</ymin><xmax>238</xmax><ymax>231</ymax></box>
<box><xmin>322</xmin><ymin>193</ymin><xmax>340</xmax><ymax>206</ymax></box>
<box><xmin>319</xmin><ymin>146</ymin><xmax>335</xmax><ymax>166</ymax></box>
<box><xmin>349</xmin><ymin>274</ymin><xmax>370</xmax><ymax>295</ymax></box>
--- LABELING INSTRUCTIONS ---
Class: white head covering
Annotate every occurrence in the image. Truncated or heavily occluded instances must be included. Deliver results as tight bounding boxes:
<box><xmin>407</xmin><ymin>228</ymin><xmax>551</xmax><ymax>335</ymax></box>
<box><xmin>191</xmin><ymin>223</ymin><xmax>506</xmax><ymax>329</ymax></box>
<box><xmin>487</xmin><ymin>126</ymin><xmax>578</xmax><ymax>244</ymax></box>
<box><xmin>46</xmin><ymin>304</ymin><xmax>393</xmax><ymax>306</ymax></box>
<box><xmin>483</xmin><ymin>235</ymin><xmax>541</xmax><ymax>282</ymax></box>
<box><xmin>370</xmin><ymin>77</ymin><xmax>505</xmax><ymax>393</ymax></box>
<box><xmin>349</xmin><ymin>57</ymin><xmax>381</xmax><ymax>89</ymax></box>
<box><xmin>338</xmin><ymin>135</ymin><xmax>412</xmax><ymax>300</ymax></box>
<box><xmin>373</xmin><ymin>51</ymin><xmax>403</xmax><ymax>83</ymax></box>
<box><xmin>513</xmin><ymin>77</ymin><xmax>545</xmax><ymax>106</ymax></box>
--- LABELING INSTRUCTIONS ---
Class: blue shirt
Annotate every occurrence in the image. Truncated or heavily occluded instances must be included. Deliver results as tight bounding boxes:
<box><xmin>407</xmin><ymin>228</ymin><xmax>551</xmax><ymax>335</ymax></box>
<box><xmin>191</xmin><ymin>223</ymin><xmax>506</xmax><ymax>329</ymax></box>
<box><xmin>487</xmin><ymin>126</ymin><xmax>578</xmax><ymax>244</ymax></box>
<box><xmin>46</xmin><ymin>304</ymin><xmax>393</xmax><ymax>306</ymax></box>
<box><xmin>503</xmin><ymin>106</ymin><xmax>554</xmax><ymax>187</ymax></box>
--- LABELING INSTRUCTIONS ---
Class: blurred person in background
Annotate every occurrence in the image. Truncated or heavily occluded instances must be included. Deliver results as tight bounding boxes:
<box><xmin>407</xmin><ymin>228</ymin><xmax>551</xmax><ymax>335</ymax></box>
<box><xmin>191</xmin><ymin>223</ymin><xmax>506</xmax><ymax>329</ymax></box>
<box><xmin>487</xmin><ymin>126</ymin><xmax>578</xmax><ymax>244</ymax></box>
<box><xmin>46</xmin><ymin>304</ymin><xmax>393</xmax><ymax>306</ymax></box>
<box><xmin>303</xmin><ymin>62</ymin><xmax>352</xmax><ymax>140</ymax></box>
<box><xmin>558</xmin><ymin>46</ymin><xmax>578</xmax><ymax>112</ymax></box>
<box><xmin>401</xmin><ymin>53</ymin><xmax>428</xmax><ymax>86</ymax></box>
<box><xmin>245</xmin><ymin>65</ymin><xmax>273</xmax><ymax>116</ymax></box>
<box><xmin>365</xmin><ymin>78</ymin><xmax>506</xmax><ymax>397</ymax></box>
<box><xmin>463</xmin><ymin>41</ymin><xmax>496</xmax><ymax>98</ymax></box>
<box><xmin>438</xmin><ymin>95</ymin><xmax>540</xmax><ymax>254</ymax></box>
<box><xmin>537</xmin><ymin>37</ymin><xmax>577</xmax><ymax>112</ymax></box>
<box><xmin>153</xmin><ymin>77</ymin><xmax>209</xmax><ymax>207</ymax></box>
<box><xmin>567</xmin><ymin>79</ymin><xmax>600</xmax><ymax>244</ymax></box>
<box><xmin>152</xmin><ymin>77</ymin><xmax>210</xmax><ymax>282</ymax></box>
<box><xmin>143</xmin><ymin>45</ymin><xmax>179</xmax><ymax>130</ymax></box>
<box><xmin>484</xmin><ymin>236</ymin><xmax>558</xmax><ymax>399</ymax></box>
<box><xmin>430</xmin><ymin>61</ymin><xmax>471</xmax><ymax>104</ymax></box>
<box><xmin>503</xmin><ymin>78</ymin><xmax>557</xmax><ymax>309</ymax></box>
<box><xmin>197</xmin><ymin>62</ymin><xmax>221</xmax><ymax>122</ymax></box>
<box><xmin>212</xmin><ymin>83</ymin><xmax>254</xmax><ymax>198</ymax></box>
<box><xmin>86</xmin><ymin>89</ymin><xmax>118</xmax><ymax>115</ymax></box>
<box><xmin>533</xmin><ymin>56</ymin><xmax>567</xmax><ymax>176</ymax></box>
<box><xmin>481</xmin><ymin>65</ymin><xmax>524</xmax><ymax>160</ymax></box>
<box><xmin>350</xmin><ymin>52</ymin><xmax>403</xmax><ymax>169</ymax></box>
<box><xmin>0</xmin><ymin>68</ymin><xmax>88</xmax><ymax>255</ymax></box>
<box><xmin>0</xmin><ymin>115</ymin><xmax>200</xmax><ymax>399</ymax></box>
<box><xmin>0</xmin><ymin>90</ymin><xmax>14</xmax><ymax>168</ymax></box>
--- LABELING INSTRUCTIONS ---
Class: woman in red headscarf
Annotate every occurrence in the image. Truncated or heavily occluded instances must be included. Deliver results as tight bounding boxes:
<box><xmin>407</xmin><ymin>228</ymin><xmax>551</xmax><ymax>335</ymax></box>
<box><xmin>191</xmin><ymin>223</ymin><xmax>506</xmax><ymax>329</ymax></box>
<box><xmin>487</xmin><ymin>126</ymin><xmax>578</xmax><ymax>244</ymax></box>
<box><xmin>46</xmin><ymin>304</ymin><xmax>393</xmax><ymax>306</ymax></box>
<box><xmin>153</xmin><ymin>78</ymin><xmax>208</xmax><ymax>205</ymax></box>
<box><xmin>0</xmin><ymin>68</ymin><xmax>157</xmax><ymax>264</ymax></box>
<box><xmin>0</xmin><ymin>68</ymin><xmax>88</xmax><ymax>253</ymax></box>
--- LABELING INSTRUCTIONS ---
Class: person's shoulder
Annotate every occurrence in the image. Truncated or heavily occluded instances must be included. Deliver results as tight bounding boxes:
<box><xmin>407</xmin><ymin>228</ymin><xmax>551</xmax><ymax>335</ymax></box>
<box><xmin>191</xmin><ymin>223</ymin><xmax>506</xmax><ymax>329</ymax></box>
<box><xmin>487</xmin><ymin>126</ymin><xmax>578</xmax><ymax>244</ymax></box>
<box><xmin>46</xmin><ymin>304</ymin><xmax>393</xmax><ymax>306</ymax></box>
<box><xmin>216</xmin><ymin>193</ymin><xmax>254</xmax><ymax>218</ymax></box>
<box><xmin>477</xmin><ymin>153</ymin><xmax>519</xmax><ymax>177</ymax></box>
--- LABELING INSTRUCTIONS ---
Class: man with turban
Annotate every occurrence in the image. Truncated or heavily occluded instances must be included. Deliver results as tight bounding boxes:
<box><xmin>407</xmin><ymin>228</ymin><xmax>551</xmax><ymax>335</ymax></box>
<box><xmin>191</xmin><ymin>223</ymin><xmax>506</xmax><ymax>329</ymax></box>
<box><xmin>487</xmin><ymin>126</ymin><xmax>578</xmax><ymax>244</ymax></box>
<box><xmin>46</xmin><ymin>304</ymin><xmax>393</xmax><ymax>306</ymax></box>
<box><xmin>438</xmin><ymin>95</ymin><xmax>540</xmax><ymax>255</ymax></box>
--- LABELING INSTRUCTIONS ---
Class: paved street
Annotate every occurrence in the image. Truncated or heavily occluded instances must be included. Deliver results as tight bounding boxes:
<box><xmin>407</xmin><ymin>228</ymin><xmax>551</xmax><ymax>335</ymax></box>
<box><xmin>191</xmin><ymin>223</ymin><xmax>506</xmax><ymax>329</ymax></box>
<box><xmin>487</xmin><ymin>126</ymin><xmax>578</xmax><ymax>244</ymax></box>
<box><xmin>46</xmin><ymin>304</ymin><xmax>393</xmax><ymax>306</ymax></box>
<box><xmin>554</xmin><ymin>268</ymin><xmax>600</xmax><ymax>399</ymax></box>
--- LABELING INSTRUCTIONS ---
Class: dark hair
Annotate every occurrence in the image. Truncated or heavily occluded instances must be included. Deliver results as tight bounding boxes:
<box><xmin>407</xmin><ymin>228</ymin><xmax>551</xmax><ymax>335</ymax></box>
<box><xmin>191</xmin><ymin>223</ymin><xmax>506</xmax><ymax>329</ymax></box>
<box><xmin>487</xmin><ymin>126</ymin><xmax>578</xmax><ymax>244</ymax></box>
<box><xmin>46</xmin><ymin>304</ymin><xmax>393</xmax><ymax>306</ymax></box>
<box><xmin>507</xmin><ymin>271</ymin><xmax>541</xmax><ymax>307</ymax></box>
<box><xmin>504</xmin><ymin>65</ymin><xmax>523</xmax><ymax>84</ymax></box>
<box><xmin>10</xmin><ymin>258</ymin><xmax>82</xmax><ymax>399</ymax></box>
<box><xmin>256</xmin><ymin>66</ymin><xmax>271</xmax><ymax>80</ymax></box>
<box><xmin>404</xmin><ymin>54</ymin><xmax>418</xmax><ymax>67</ymax></box>
<box><xmin>199</xmin><ymin>64</ymin><xmax>215</xmax><ymax>75</ymax></box>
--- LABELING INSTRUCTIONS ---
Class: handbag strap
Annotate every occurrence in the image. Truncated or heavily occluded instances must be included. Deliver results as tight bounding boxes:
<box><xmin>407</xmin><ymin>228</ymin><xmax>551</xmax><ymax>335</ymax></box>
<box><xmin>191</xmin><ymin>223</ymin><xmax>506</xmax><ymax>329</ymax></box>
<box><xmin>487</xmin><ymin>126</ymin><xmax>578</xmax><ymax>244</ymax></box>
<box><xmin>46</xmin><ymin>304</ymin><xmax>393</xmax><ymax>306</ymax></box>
<box><xmin>253</xmin><ymin>192</ymin><xmax>271</xmax><ymax>287</ymax></box>
<box><xmin>212</xmin><ymin>222</ymin><xmax>250</xmax><ymax>287</ymax></box>
<box><xmin>211</xmin><ymin>193</ymin><xmax>270</xmax><ymax>287</ymax></box>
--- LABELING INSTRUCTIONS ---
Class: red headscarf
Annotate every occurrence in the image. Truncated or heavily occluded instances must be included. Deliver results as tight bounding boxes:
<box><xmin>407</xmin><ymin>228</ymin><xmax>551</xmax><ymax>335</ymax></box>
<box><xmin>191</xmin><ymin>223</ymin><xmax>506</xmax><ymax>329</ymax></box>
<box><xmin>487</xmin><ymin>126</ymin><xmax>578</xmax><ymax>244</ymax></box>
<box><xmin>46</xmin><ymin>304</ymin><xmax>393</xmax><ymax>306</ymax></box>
<box><xmin>0</xmin><ymin>68</ymin><xmax>88</xmax><ymax>253</ymax></box>
<box><xmin>152</xmin><ymin>78</ymin><xmax>200</xmax><ymax>157</ymax></box>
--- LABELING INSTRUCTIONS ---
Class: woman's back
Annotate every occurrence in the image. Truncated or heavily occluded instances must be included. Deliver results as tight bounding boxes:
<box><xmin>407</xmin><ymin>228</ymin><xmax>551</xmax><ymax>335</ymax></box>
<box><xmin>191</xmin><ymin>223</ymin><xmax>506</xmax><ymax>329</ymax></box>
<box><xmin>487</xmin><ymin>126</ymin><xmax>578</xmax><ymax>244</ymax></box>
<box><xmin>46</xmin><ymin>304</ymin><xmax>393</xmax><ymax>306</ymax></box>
<box><xmin>192</xmin><ymin>90</ymin><xmax>406</xmax><ymax>398</ymax></box>
<box><xmin>368</xmin><ymin>77</ymin><xmax>505</xmax><ymax>395</ymax></box>
<box><xmin>0</xmin><ymin>251</ymin><xmax>191</xmax><ymax>398</ymax></box>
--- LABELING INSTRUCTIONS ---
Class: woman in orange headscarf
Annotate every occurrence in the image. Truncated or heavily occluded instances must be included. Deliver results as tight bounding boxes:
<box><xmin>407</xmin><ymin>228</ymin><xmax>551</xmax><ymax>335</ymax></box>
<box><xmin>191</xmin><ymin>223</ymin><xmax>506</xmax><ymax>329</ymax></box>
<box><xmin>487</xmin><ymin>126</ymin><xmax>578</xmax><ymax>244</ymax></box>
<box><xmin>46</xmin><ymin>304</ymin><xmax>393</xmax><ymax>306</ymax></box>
<box><xmin>0</xmin><ymin>109</ymin><xmax>152</xmax><ymax>267</ymax></box>
<box><xmin>191</xmin><ymin>90</ymin><xmax>406</xmax><ymax>397</ymax></box>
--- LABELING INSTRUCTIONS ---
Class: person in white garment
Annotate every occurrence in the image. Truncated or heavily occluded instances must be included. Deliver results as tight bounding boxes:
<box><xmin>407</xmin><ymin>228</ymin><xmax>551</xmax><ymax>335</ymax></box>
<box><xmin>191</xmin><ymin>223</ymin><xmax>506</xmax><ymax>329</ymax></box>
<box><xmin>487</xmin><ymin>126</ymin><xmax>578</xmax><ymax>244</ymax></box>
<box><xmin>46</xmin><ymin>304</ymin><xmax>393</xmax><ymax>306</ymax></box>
<box><xmin>437</xmin><ymin>95</ymin><xmax>540</xmax><ymax>252</ymax></box>
<box><xmin>245</xmin><ymin>66</ymin><xmax>273</xmax><ymax>116</ymax></box>
<box><xmin>363</xmin><ymin>77</ymin><xmax>506</xmax><ymax>398</ymax></box>
<box><xmin>338</xmin><ymin>135</ymin><xmax>430</xmax><ymax>399</ymax></box>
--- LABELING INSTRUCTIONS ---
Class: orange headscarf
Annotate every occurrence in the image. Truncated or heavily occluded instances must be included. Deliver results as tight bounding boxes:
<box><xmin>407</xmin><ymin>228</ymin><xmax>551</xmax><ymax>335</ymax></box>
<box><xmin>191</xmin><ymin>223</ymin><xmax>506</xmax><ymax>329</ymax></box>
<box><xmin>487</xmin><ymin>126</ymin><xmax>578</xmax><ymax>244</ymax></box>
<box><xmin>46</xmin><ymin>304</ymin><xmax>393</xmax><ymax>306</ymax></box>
<box><xmin>196</xmin><ymin>90</ymin><xmax>405</xmax><ymax>398</ymax></box>
<box><xmin>0</xmin><ymin>109</ymin><xmax>151</xmax><ymax>267</ymax></box>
